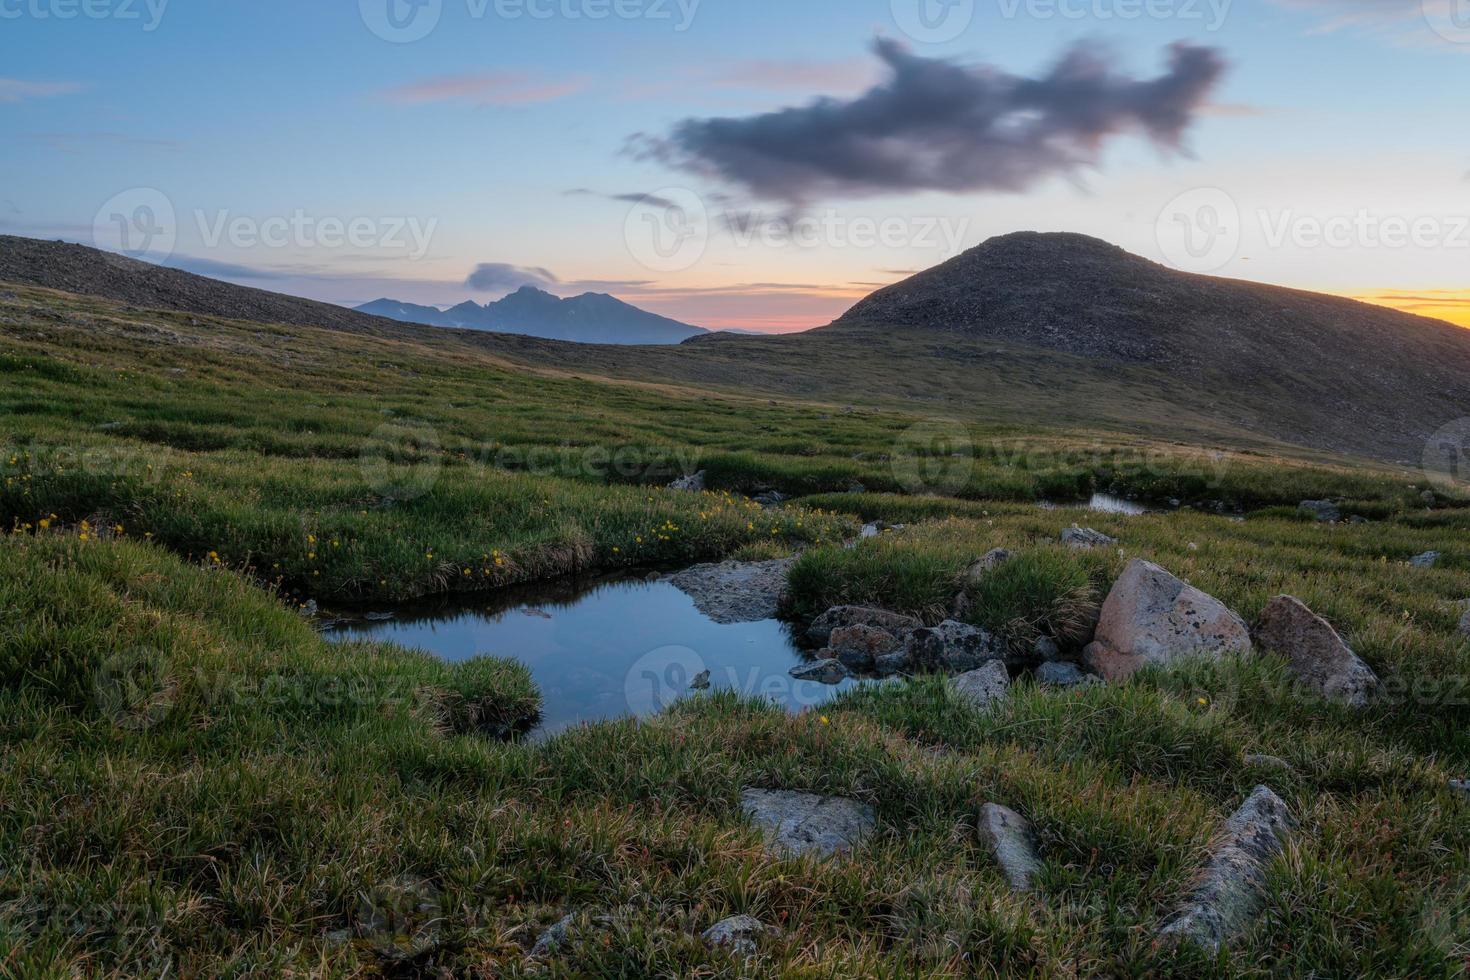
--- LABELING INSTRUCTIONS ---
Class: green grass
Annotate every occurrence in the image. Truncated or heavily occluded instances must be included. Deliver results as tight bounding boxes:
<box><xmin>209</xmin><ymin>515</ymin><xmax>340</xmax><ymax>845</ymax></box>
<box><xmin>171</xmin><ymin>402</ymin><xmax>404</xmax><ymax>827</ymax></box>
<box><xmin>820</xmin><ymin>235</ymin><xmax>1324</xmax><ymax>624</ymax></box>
<box><xmin>4</xmin><ymin>285</ymin><xmax>1470</xmax><ymax>975</ymax></box>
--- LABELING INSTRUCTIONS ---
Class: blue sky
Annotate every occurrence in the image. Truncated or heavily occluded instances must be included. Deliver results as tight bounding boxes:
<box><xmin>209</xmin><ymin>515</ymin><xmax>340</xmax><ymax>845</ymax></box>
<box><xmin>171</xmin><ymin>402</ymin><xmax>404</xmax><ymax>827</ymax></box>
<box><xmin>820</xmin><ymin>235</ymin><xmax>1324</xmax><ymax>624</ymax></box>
<box><xmin>3</xmin><ymin>0</ymin><xmax>1469</xmax><ymax>330</ymax></box>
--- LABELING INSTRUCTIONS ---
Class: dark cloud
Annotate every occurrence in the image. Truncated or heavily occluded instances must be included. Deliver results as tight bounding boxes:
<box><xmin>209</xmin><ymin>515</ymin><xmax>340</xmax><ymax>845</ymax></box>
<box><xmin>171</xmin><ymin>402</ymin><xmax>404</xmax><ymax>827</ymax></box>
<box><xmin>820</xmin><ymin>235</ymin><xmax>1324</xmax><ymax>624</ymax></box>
<box><xmin>464</xmin><ymin>263</ymin><xmax>560</xmax><ymax>292</ymax></box>
<box><xmin>632</xmin><ymin>39</ymin><xmax>1226</xmax><ymax>205</ymax></box>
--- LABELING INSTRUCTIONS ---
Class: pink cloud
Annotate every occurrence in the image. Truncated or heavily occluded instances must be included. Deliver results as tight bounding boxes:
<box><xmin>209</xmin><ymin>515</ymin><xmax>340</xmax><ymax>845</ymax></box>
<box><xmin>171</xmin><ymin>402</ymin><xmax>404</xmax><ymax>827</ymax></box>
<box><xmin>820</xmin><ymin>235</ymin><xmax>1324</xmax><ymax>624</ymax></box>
<box><xmin>379</xmin><ymin>72</ymin><xmax>587</xmax><ymax>107</ymax></box>
<box><xmin>0</xmin><ymin>78</ymin><xmax>83</xmax><ymax>104</ymax></box>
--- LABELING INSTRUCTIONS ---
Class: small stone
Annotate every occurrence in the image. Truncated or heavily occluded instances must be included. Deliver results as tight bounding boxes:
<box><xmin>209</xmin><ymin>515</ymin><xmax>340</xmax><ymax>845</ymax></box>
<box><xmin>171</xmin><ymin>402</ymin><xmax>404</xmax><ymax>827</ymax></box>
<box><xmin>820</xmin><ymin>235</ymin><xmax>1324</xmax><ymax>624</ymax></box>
<box><xmin>752</xmin><ymin>490</ymin><xmax>788</xmax><ymax>507</ymax></box>
<box><xmin>951</xmin><ymin>660</ymin><xmax>1010</xmax><ymax>709</ymax></box>
<box><xmin>1298</xmin><ymin>500</ymin><xmax>1340</xmax><ymax>522</ymax></box>
<box><xmin>1033</xmin><ymin>635</ymin><xmax>1062</xmax><ymax>662</ymax></box>
<box><xmin>702</xmin><ymin>915</ymin><xmax>777</xmax><ymax>957</ymax></box>
<box><xmin>965</xmin><ymin>548</ymin><xmax>1014</xmax><ymax>584</ymax></box>
<box><xmin>1410</xmin><ymin>551</ymin><xmax>1442</xmax><ymax>569</ymax></box>
<box><xmin>906</xmin><ymin>620</ymin><xmax>1007</xmax><ymax>673</ymax></box>
<box><xmin>1450</xmin><ymin>779</ymin><xmax>1469</xmax><ymax>799</ymax></box>
<box><xmin>789</xmin><ymin>659</ymin><xmax>847</xmax><ymax>685</ymax></box>
<box><xmin>806</xmin><ymin>605</ymin><xmax>922</xmax><ymax>647</ymax></box>
<box><xmin>1458</xmin><ymin>601</ymin><xmax>1470</xmax><ymax>639</ymax></box>
<box><xmin>1243</xmin><ymin>753</ymin><xmax>1294</xmax><ymax>772</ymax></box>
<box><xmin>531</xmin><ymin>913</ymin><xmax>575</xmax><ymax>957</ymax></box>
<box><xmin>978</xmin><ymin>803</ymin><xmax>1043</xmax><ymax>892</ymax></box>
<box><xmin>828</xmin><ymin>624</ymin><xmax>903</xmax><ymax>672</ymax></box>
<box><xmin>739</xmin><ymin>789</ymin><xmax>876</xmax><ymax>859</ymax></box>
<box><xmin>1158</xmin><ymin>786</ymin><xmax>1293</xmax><ymax>953</ymax></box>
<box><xmin>668</xmin><ymin>471</ymin><xmax>706</xmax><ymax>492</ymax></box>
<box><xmin>1061</xmin><ymin>526</ymin><xmax>1117</xmax><ymax>549</ymax></box>
<box><xmin>1254</xmin><ymin>595</ymin><xmax>1379</xmax><ymax>708</ymax></box>
<box><xmin>1036</xmin><ymin>661</ymin><xmax>1094</xmax><ymax>687</ymax></box>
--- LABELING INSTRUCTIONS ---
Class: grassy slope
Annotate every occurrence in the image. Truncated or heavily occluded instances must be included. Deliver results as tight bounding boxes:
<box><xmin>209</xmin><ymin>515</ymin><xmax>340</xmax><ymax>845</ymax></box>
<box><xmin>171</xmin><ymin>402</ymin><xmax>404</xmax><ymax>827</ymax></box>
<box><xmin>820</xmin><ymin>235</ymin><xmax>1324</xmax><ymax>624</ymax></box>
<box><xmin>3</xmin><ymin>284</ymin><xmax>1470</xmax><ymax>975</ymax></box>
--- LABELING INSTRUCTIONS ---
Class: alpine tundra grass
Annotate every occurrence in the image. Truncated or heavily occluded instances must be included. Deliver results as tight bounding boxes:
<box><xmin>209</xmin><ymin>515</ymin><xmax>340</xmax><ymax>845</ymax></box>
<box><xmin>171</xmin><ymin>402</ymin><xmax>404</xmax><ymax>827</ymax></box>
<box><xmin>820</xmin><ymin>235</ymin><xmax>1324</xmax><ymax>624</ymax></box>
<box><xmin>2</xmin><ymin>285</ymin><xmax>1470</xmax><ymax>975</ymax></box>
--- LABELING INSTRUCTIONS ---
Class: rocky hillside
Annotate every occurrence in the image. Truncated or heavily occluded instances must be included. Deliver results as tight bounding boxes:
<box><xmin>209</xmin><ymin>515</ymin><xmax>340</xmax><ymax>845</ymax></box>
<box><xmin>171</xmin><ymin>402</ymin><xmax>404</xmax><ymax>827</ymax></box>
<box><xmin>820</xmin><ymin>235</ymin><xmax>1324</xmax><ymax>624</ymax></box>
<box><xmin>833</xmin><ymin>231</ymin><xmax>1470</xmax><ymax>463</ymax></box>
<box><xmin>0</xmin><ymin>236</ymin><xmax>413</xmax><ymax>338</ymax></box>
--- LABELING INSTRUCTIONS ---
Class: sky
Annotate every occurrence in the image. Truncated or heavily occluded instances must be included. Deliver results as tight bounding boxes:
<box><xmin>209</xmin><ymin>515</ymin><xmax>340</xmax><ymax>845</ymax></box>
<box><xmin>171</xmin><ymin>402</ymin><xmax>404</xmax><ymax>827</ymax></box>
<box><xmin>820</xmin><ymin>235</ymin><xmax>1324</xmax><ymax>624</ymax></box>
<box><xmin>2</xmin><ymin>0</ymin><xmax>1468</xmax><ymax>332</ymax></box>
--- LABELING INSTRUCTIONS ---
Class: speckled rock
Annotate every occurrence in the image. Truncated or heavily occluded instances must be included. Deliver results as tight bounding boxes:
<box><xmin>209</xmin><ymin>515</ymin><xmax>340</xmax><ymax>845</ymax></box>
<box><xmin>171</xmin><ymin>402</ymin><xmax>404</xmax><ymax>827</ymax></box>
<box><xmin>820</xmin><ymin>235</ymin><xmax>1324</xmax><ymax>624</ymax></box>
<box><xmin>1061</xmin><ymin>526</ymin><xmax>1117</xmax><ymax>549</ymax></box>
<box><xmin>806</xmin><ymin>605</ymin><xmax>922</xmax><ymax>647</ymax></box>
<box><xmin>828</xmin><ymin>624</ymin><xmax>904</xmax><ymax>672</ymax></box>
<box><xmin>906</xmin><ymin>620</ymin><xmax>1007</xmax><ymax>673</ymax></box>
<box><xmin>702</xmin><ymin>915</ymin><xmax>778</xmax><ymax>956</ymax></box>
<box><xmin>1158</xmin><ymin>785</ymin><xmax>1293</xmax><ymax>952</ymax></box>
<box><xmin>1085</xmin><ymin>559</ymin><xmax>1252</xmax><ymax>682</ymax></box>
<box><xmin>1254</xmin><ymin>595</ymin><xmax>1379</xmax><ymax>708</ymax></box>
<box><xmin>739</xmin><ymin>789</ymin><xmax>876</xmax><ymax>859</ymax></box>
<box><xmin>1410</xmin><ymin>551</ymin><xmax>1442</xmax><ymax>568</ymax></box>
<box><xmin>1299</xmin><ymin>500</ymin><xmax>1340</xmax><ymax>522</ymax></box>
<box><xmin>951</xmin><ymin>660</ymin><xmax>1010</xmax><ymax>709</ymax></box>
<box><xmin>669</xmin><ymin>558</ymin><xmax>794</xmax><ymax>624</ymax></box>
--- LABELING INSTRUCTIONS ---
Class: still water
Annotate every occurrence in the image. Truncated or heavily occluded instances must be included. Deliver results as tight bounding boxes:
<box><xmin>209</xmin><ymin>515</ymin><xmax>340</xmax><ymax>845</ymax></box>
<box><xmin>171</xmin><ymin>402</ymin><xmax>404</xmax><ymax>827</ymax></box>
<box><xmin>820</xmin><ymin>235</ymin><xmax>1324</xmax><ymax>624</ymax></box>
<box><xmin>325</xmin><ymin>574</ymin><xmax>858</xmax><ymax>735</ymax></box>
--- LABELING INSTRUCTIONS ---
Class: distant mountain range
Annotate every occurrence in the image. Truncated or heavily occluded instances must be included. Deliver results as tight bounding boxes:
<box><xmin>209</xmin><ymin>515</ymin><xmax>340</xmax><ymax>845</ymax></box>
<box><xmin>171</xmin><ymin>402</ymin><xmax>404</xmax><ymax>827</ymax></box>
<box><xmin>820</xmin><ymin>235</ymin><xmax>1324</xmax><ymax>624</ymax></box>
<box><xmin>356</xmin><ymin>287</ymin><xmax>707</xmax><ymax>345</ymax></box>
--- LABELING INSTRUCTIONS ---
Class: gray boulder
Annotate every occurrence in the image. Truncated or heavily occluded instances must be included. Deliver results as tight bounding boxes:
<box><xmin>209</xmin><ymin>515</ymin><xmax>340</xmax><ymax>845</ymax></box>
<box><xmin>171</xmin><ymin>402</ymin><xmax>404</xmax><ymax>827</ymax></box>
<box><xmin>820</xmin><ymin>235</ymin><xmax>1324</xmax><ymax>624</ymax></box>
<box><xmin>1298</xmin><ymin>500</ymin><xmax>1340</xmax><ymax>522</ymax></box>
<box><xmin>1036</xmin><ymin>661</ymin><xmax>1095</xmax><ymax>688</ymax></box>
<box><xmin>702</xmin><ymin>915</ymin><xmax>778</xmax><ymax>957</ymax></box>
<box><xmin>1451</xmin><ymin>779</ymin><xmax>1469</xmax><ymax>799</ymax></box>
<box><xmin>739</xmin><ymin>789</ymin><xmax>876</xmax><ymax>859</ymax></box>
<box><xmin>1254</xmin><ymin>595</ymin><xmax>1379</xmax><ymax>708</ymax></box>
<box><xmin>1083</xmin><ymin>559</ymin><xmax>1252</xmax><ymax>682</ymax></box>
<box><xmin>978</xmin><ymin>803</ymin><xmax>1043</xmax><ymax>892</ymax></box>
<box><xmin>906</xmin><ymin>620</ymin><xmax>1007</xmax><ymax>673</ymax></box>
<box><xmin>789</xmin><ymin>659</ymin><xmax>847</xmax><ymax>685</ymax></box>
<box><xmin>1062</xmin><ymin>526</ymin><xmax>1117</xmax><ymax>549</ymax></box>
<box><xmin>1158</xmin><ymin>785</ymin><xmax>1293</xmax><ymax>953</ymax></box>
<box><xmin>1410</xmin><ymin>551</ymin><xmax>1442</xmax><ymax>568</ymax></box>
<box><xmin>668</xmin><ymin>471</ymin><xmax>706</xmax><ymax>492</ymax></box>
<box><xmin>806</xmin><ymin>605</ymin><xmax>922</xmax><ymax>647</ymax></box>
<box><xmin>828</xmin><ymin>624</ymin><xmax>904</xmax><ymax>672</ymax></box>
<box><xmin>951</xmin><ymin>660</ymin><xmax>1010</xmax><ymax>709</ymax></box>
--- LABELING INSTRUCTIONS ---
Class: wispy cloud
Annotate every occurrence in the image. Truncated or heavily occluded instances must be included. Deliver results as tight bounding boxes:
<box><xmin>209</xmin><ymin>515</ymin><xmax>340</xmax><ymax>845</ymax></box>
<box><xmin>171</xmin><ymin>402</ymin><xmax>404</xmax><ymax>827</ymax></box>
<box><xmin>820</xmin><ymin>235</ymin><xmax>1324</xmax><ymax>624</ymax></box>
<box><xmin>25</xmin><ymin>132</ymin><xmax>181</xmax><ymax>152</ymax></box>
<box><xmin>379</xmin><ymin>71</ymin><xmax>587</xmax><ymax>107</ymax></box>
<box><xmin>0</xmin><ymin>78</ymin><xmax>83</xmax><ymax>104</ymax></box>
<box><xmin>632</xmin><ymin>39</ymin><xmax>1227</xmax><ymax>206</ymax></box>
<box><xmin>563</xmin><ymin>188</ymin><xmax>681</xmax><ymax>209</ymax></box>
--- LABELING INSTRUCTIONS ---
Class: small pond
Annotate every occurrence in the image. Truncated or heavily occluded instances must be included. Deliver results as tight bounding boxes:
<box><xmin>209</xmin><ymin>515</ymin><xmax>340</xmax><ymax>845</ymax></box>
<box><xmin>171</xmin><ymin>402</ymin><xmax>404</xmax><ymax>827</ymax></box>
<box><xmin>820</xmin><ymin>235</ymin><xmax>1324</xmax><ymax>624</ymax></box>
<box><xmin>324</xmin><ymin>574</ymin><xmax>859</xmax><ymax>736</ymax></box>
<box><xmin>1040</xmin><ymin>492</ymin><xmax>1152</xmax><ymax>515</ymax></box>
